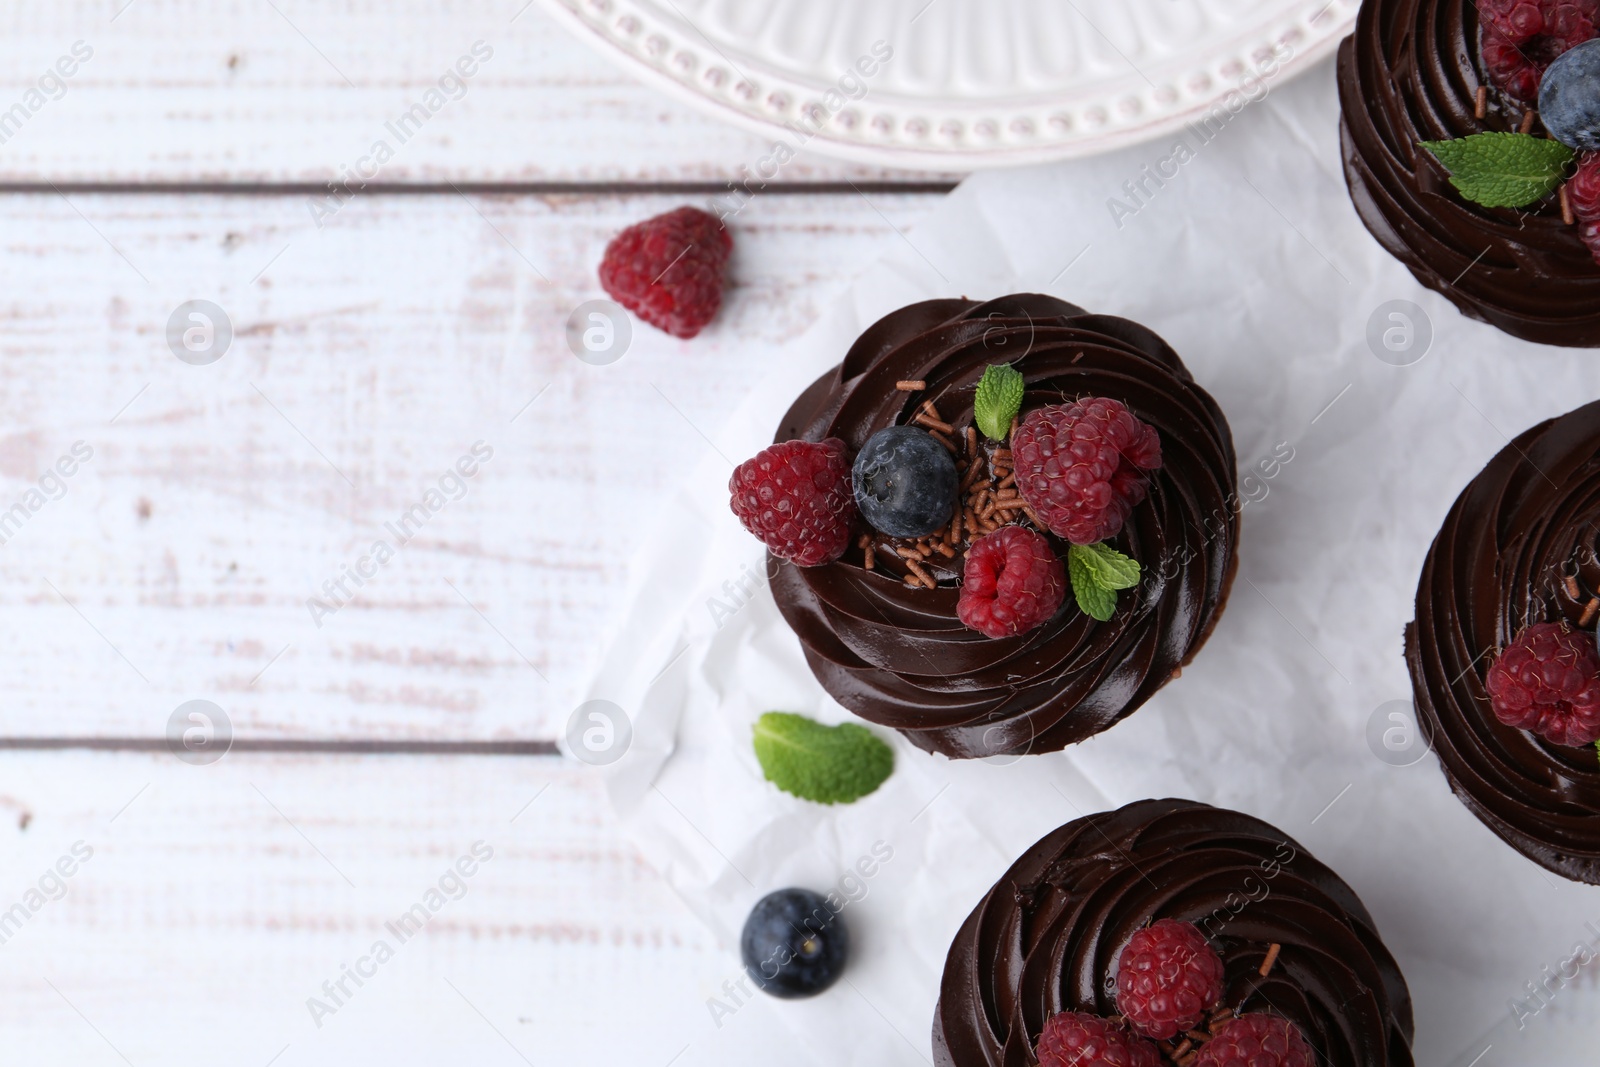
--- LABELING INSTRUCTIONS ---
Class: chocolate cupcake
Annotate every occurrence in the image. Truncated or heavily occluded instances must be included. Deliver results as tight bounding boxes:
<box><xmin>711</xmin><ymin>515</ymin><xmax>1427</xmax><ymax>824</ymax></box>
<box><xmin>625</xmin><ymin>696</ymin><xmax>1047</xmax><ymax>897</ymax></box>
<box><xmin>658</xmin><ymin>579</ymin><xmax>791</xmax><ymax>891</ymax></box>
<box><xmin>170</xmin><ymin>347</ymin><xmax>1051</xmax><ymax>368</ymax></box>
<box><xmin>1407</xmin><ymin>398</ymin><xmax>1600</xmax><ymax>883</ymax></box>
<box><xmin>934</xmin><ymin>799</ymin><xmax>1415</xmax><ymax>1067</ymax></box>
<box><xmin>728</xmin><ymin>295</ymin><xmax>1238</xmax><ymax>760</ymax></box>
<box><xmin>1338</xmin><ymin>0</ymin><xmax>1600</xmax><ymax>347</ymax></box>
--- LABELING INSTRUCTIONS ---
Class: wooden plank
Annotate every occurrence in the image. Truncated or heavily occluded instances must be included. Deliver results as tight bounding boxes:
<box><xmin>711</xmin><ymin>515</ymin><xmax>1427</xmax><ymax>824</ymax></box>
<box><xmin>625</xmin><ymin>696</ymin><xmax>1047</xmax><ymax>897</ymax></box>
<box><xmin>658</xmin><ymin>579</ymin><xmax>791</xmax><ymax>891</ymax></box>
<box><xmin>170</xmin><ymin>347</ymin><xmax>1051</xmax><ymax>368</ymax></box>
<box><xmin>0</xmin><ymin>188</ymin><xmax>941</xmax><ymax>741</ymax></box>
<box><xmin>0</xmin><ymin>751</ymin><xmax>735</xmax><ymax>1063</ymax></box>
<box><xmin>0</xmin><ymin>0</ymin><xmax>962</xmax><ymax>185</ymax></box>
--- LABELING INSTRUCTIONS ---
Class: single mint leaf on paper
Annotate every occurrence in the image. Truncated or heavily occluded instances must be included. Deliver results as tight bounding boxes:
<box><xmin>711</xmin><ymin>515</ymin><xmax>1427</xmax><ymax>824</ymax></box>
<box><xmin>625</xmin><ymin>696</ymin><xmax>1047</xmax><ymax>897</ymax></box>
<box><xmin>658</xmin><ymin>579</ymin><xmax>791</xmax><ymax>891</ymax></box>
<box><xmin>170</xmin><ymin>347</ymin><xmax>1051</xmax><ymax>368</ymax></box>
<box><xmin>1419</xmin><ymin>132</ymin><xmax>1575</xmax><ymax>208</ymax></box>
<box><xmin>974</xmin><ymin>363</ymin><xmax>1026</xmax><ymax>441</ymax></box>
<box><xmin>752</xmin><ymin>712</ymin><xmax>893</xmax><ymax>805</ymax></box>
<box><xmin>1068</xmin><ymin>542</ymin><xmax>1141</xmax><ymax>622</ymax></box>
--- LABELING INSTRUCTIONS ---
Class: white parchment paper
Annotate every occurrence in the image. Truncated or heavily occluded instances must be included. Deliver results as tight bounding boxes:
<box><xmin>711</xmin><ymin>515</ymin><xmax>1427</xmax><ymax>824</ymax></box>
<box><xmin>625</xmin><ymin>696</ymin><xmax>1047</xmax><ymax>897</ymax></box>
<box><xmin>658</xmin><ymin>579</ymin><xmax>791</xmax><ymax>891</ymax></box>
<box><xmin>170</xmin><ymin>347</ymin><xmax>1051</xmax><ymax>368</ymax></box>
<box><xmin>587</xmin><ymin>58</ymin><xmax>1600</xmax><ymax>1067</ymax></box>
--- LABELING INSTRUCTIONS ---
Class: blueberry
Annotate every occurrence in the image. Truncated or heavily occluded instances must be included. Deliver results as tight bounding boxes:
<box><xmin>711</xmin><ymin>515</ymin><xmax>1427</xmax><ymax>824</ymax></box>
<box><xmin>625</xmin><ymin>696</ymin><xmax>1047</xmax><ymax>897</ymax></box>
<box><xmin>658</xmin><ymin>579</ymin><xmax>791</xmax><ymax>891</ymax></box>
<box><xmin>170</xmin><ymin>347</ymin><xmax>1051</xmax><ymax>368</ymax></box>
<box><xmin>852</xmin><ymin>426</ymin><xmax>958</xmax><ymax>539</ymax></box>
<box><xmin>1539</xmin><ymin>39</ymin><xmax>1600</xmax><ymax>151</ymax></box>
<box><xmin>740</xmin><ymin>887</ymin><xmax>849</xmax><ymax>998</ymax></box>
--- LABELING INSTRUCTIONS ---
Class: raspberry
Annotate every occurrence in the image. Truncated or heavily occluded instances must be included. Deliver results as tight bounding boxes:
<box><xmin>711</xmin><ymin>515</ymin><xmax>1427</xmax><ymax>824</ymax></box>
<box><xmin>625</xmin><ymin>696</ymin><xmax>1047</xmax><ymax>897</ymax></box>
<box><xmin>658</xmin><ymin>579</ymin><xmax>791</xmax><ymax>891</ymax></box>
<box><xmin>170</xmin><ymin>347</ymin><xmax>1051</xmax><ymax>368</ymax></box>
<box><xmin>1573</xmin><ymin>153</ymin><xmax>1600</xmax><ymax>214</ymax></box>
<box><xmin>1115</xmin><ymin>920</ymin><xmax>1227</xmax><ymax>1040</ymax></box>
<box><xmin>1582</xmin><ymin>218</ymin><xmax>1600</xmax><ymax>264</ymax></box>
<box><xmin>1035</xmin><ymin>1012</ymin><xmax>1162</xmax><ymax>1067</ymax></box>
<box><xmin>598</xmin><ymin>206</ymin><xmax>730</xmax><ymax>338</ymax></box>
<box><xmin>1484</xmin><ymin>621</ymin><xmax>1600</xmax><ymax>746</ymax></box>
<box><xmin>1194</xmin><ymin>1015</ymin><xmax>1314</xmax><ymax>1067</ymax></box>
<box><xmin>957</xmin><ymin>526</ymin><xmax>1067</xmax><ymax>639</ymax></box>
<box><xmin>729</xmin><ymin>439</ymin><xmax>855</xmax><ymax>567</ymax></box>
<box><xmin>1013</xmin><ymin>398</ymin><xmax>1162</xmax><ymax>546</ymax></box>
<box><xmin>1569</xmin><ymin>153</ymin><xmax>1600</xmax><ymax>265</ymax></box>
<box><xmin>1479</xmin><ymin>0</ymin><xmax>1598</xmax><ymax>102</ymax></box>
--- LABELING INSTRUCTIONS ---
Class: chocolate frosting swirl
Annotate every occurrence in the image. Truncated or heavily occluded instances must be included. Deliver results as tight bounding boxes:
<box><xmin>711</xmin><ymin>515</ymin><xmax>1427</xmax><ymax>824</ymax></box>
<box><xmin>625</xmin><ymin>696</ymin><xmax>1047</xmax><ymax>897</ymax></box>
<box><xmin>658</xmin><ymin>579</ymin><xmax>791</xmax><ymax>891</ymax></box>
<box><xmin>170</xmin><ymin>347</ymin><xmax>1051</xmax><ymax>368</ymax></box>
<box><xmin>933</xmin><ymin>799</ymin><xmax>1415</xmax><ymax>1067</ymax></box>
<box><xmin>1337</xmin><ymin>0</ymin><xmax>1600</xmax><ymax>347</ymax></box>
<box><xmin>1406</xmin><ymin>399</ymin><xmax>1600</xmax><ymax>882</ymax></box>
<box><xmin>770</xmin><ymin>295</ymin><xmax>1238</xmax><ymax>759</ymax></box>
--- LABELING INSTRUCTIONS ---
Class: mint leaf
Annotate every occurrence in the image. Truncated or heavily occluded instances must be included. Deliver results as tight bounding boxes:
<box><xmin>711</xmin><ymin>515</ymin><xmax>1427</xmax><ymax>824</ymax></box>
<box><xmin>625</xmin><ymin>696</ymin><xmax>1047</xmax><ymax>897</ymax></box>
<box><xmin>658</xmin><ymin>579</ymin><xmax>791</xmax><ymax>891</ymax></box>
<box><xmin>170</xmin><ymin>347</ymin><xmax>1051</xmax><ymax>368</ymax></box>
<box><xmin>1068</xmin><ymin>542</ymin><xmax>1141</xmax><ymax>622</ymax></box>
<box><xmin>752</xmin><ymin>712</ymin><xmax>893</xmax><ymax>805</ymax></box>
<box><xmin>1072</xmin><ymin>541</ymin><xmax>1141</xmax><ymax>590</ymax></box>
<box><xmin>1067</xmin><ymin>547</ymin><xmax>1117</xmax><ymax>622</ymax></box>
<box><xmin>974</xmin><ymin>363</ymin><xmax>1025</xmax><ymax>441</ymax></box>
<box><xmin>1420</xmin><ymin>132</ymin><xmax>1574</xmax><ymax>208</ymax></box>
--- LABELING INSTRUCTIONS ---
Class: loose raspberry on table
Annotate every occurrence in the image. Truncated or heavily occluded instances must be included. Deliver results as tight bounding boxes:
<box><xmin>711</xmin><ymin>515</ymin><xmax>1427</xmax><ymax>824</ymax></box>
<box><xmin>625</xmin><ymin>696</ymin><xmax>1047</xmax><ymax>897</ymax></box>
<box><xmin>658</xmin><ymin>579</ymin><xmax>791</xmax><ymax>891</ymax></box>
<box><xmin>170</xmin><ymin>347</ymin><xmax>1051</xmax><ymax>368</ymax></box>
<box><xmin>1013</xmin><ymin>397</ymin><xmax>1162</xmax><ymax>546</ymax></box>
<box><xmin>598</xmin><ymin>206</ymin><xmax>731</xmax><ymax>339</ymax></box>
<box><xmin>1479</xmin><ymin>0</ymin><xmax>1598</xmax><ymax>102</ymax></box>
<box><xmin>1035</xmin><ymin>1011</ymin><xmax>1162</xmax><ymax>1067</ymax></box>
<box><xmin>1115</xmin><ymin>919</ymin><xmax>1227</xmax><ymax>1040</ymax></box>
<box><xmin>1569</xmin><ymin>153</ymin><xmax>1600</xmax><ymax>265</ymax></box>
<box><xmin>729</xmin><ymin>439</ymin><xmax>855</xmax><ymax>567</ymax></box>
<box><xmin>957</xmin><ymin>526</ymin><xmax>1066</xmax><ymax>639</ymax></box>
<box><xmin>1485</xmin><ymin>621</ymin><xmax>1600</xmax><ymax>746</ymax></box>
<box><xmin>1194</xmin><ymin>1014</ymin><xmax>1315</xmax><ymax>1067</ymax></box>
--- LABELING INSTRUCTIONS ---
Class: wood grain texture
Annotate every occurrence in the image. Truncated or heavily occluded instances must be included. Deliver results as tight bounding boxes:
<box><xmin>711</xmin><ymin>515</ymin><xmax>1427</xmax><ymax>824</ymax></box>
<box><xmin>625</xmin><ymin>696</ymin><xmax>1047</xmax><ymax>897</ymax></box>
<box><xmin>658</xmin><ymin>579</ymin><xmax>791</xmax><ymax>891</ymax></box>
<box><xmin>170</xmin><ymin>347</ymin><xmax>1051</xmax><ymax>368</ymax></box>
<box><xmin>0</xmin><ymin>0</ymin><xmax>963</xmax><ymax>184</ymax></box>
<box><xmin>0</xmin><ymin>751</ymin><xmax>741</xmax><ymax>1064</ymax></box>
<box><xmin>0</xmin><ymin>188</ymin><xmax>940</xmax><ymax>741</ymax></box>
<box><xmin>0</xmin><ymin>12</ymin><xmax>959</xmax><ymax>1056</ymax></box>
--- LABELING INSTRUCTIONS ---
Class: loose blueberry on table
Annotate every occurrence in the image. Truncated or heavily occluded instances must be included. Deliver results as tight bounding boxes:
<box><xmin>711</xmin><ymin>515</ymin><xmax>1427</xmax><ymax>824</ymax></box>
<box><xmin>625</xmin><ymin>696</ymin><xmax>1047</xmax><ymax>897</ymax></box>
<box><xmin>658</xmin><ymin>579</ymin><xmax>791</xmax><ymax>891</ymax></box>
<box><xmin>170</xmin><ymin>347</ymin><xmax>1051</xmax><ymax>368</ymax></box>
<box><xmin>740</xmin><ymin>888</ymin><xmax>849</xmax><ymax>999</ymax></box>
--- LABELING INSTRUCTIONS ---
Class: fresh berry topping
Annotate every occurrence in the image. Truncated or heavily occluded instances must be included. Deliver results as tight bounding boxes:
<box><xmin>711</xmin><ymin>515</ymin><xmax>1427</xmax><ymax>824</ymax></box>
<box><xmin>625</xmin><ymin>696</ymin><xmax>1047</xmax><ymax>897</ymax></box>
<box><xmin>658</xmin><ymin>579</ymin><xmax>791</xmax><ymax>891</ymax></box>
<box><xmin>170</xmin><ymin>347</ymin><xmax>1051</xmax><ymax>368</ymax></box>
<box><xmin>1035</xmin><ymin>1011</ymin><xmax>1162</xmax><ymax>1067</ymax></box>
<box><xmin>1581</xmin><ymin>217</ymin><xmax>1600</xmax><ymax>264</ymax></box>
<box><xmin>1479</xmin><ymin>0</ymin><xmax>1599</xmax><ymax>103</ymax></box>
<box><xmin>1115</xmin><ymin>919</ymin><xmax>1227</xmax><ymax>1040</ymax></box>
<box><xmin>1540</xmin><ymin>39</ymin><xmax>1600</xmax><ymax>148</ymax></box>
<box><xmin>851</xmin><ymin>426</ymin><xmax>959</xmax><ymax>539</ymax></box>
<box><xmin>957</xmin><ymin>526</ymin><xmax>1067</xmax><ymax>639</ymax></box>
<box><xmin>1485</xmin><ymin>621</ymin><xmax>1600</xmax><ymax>746</ymax></box>
<box><xmin>598</xmin><ymin>206</ymin><xmax>730</xmax><ymax>339</ymax></box>
<box><xmin>1574</xmin><ymin>151</ymin><xmax>1600</xmax><ymax>214</ymax></box>
<box><xmin>740</xmin><ymin>887</ymin><xmax>849</xmax><ymax>998</ymax></box>
<box><xmin>1013</xmin><ymin>398</ymin><xmax>1162</xmax><ymax>546</ymax></box>
<box><xmin>1569</xmin><ymin>152</ymin><xmax>1600</xmax><ymax>265</ymax></box>
<box><xmin>1194</xmin><ymin>1015</ymin><xmax>1315</xmax><ymax>1067</ymax></box>
<box><xmin>729</xmin><ymin>439</ymin><xmax>856</xmax><ymax>567</ymax></box>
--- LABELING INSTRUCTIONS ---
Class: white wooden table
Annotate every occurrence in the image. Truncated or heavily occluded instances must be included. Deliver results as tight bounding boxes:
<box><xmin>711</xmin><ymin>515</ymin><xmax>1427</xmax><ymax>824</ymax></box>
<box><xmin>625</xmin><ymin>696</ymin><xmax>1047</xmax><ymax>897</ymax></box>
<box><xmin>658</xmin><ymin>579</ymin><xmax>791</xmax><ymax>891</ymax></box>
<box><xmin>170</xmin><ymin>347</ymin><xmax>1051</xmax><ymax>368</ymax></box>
<box><xmin>0</xmin><ymin>3</ymin><xmax>957</xmax><ymax>1062</ymax></box>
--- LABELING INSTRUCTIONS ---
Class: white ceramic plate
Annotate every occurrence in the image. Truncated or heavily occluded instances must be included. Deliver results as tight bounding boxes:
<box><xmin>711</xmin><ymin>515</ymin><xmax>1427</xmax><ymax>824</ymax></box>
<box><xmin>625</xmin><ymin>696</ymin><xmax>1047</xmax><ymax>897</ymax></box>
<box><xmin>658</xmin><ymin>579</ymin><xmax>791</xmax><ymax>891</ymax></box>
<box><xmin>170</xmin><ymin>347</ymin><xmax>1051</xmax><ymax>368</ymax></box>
<box><xmin>538</xmin><ymin>0</ymin><xmax>1359</xmax><ymax>170</ymax></box>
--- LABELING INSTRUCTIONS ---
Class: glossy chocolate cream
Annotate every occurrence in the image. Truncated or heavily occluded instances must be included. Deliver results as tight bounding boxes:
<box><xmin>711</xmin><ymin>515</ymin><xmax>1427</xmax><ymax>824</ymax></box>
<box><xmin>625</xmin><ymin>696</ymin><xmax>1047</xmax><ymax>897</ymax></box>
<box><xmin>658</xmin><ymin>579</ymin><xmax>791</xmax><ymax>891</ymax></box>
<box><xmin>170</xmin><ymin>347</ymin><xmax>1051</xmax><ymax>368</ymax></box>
<box><xmin>1338</xmin><ymin>0</ymin><xmax>1600</xmax><ymax>346</ymax></box>
<box><xmin>770</xmin><ymin>295</ymin><xmax>1238</xmax><ymax>759</ymax></box>
<box><xmin>1407</xmin><ymin>399</ymin><xmax>1600</xmax><ymax>882</ymax></box>
<box><xmin>933</xmin><ymin>799</ymin><xmax>1415</xmax><ymax>1067</ymax></box>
